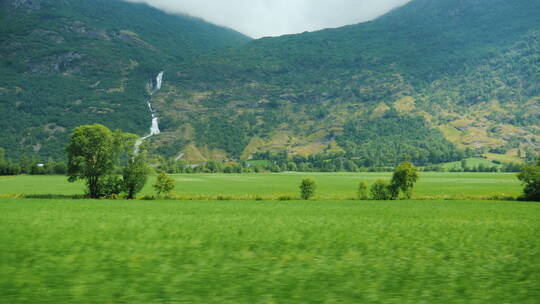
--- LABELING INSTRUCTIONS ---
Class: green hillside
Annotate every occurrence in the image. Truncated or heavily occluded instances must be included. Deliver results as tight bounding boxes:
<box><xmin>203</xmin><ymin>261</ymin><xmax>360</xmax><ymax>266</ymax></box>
<box><xmin>153</xmin><ymin>0</ymin><xmax>539</xmax><ymax>165</ymax></box>
<box><xmin>0</xmin><ymin>0</ymin><xmax>250</xmax><ymax>159</ymax></box>
<box><xmin>1</xmin><ymin>0</ymin><xmax>539</xmax><ymax>166</ymax></box>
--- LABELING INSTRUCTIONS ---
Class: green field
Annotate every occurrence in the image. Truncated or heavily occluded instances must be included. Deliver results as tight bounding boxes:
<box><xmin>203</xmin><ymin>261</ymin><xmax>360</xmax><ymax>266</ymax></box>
<box><xmin>441</xmin><ymin>157</ymin><xmax>502</xmax><ymax>170</ymax></box>
<box><xmin>0</xmin><ymin>172</ymin><xmax>523</xmax><ymax>199</ymax></box>
<box><xmin>1</xmin><ymin>199</ymin><xmax>538</xmax><ymax>303</ymax></box>
<box><xmin>1</xmin><ymin>172</ymin><xmax>535</xmax><ymax>302</ymax></box>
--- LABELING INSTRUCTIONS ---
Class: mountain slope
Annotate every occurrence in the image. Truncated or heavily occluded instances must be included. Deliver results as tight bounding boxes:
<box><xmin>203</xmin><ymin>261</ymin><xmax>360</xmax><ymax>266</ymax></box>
<box><xmin>0</xmin><ymin>0</ymin><xmax>250</xmax><ymax>159</ymax></box>
<box><xmin>150</xmin><ymin>0</ymin><xmax>539</xmax><ymax>165</ymax></box>
<box><xmin>1</xmin><ymin>0</ymin><xmax>538</xmax><ymax>166</ymax></box>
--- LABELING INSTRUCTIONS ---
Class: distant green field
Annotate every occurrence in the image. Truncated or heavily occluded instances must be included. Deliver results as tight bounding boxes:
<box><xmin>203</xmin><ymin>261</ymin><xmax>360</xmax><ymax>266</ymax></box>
<box><xmin>441</xmin><ymin>157</ymin><xmax>501</xmax><ymax>170</ymax></box>
<box><xmin>0</xmin><ymin>172</ymin><xmax>523</xmax><ymax>199</ymax></box>
<box><xmin>0</xmin><ymin>199</ymin><xmax>538</xmax><ymax>303</ymax></box>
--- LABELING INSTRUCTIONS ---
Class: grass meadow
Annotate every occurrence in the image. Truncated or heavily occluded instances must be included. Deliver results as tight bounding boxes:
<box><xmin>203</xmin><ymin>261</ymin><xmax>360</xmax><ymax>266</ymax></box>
<box><xmin>0</xmin><ymin>172</ymin><xmax>523</xmax><ymax>199</ymax></box>
<box><xmin>1</xmin><ymin>173</ymin><xmax>537</xmax><ymax>303</ymax></box>
<box><xmin>1</xmin><ymin>199</ymin><xmax>539</xmax><ymax>303</ymax></box>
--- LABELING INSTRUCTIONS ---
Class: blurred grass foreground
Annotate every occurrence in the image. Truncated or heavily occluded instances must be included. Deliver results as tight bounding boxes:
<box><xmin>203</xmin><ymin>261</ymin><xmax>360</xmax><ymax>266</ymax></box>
<box><xmin>1</xmin><ymin>199</ymin><xmax>539</xmax><ymax>303</ymax></box>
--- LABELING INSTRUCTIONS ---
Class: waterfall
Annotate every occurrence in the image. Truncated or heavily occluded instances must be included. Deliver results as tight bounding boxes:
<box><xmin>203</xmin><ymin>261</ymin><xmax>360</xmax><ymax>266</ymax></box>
<box><xmin>155</xmin><ymin>71</ymin><xmax>164</xmax><ymax>91</ymax></box>
<box><xmin>148</xmin><ymin>102</ymin><xmax>160</xmax><ymax>136</ymax></box>
<box><xmin>134</xmin><ymin>71</ymin><xmax>163</xmax><ymax>154</ymax></box>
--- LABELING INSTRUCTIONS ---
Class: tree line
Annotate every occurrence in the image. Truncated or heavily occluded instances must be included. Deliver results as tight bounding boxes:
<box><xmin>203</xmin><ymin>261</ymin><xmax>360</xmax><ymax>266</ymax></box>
<box><xmin>0</xmin><ymin>146</ymin><xmax>523</xmax><ymax>176</ymax></box>
<box><xmin>0</xmin><ymin>148</ymin><xmax>67</xmax><ymax>175</ymax></box>
<box><xmin>155</xmin><ymin>151</ymin><xmax>522</xmax><ymax>174</ymax></box>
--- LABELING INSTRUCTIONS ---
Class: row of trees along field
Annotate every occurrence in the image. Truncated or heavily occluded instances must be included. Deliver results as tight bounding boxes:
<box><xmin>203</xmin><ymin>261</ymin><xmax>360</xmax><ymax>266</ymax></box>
<box><xmin>0</xmin><ymin>141</ymin><xmax>526</xmax><ymax>176</ymax></box>
<box><xmin>0</xmin><ymin>148</ymin><xmax>67</xmax><ymax>175</ymax></box>
<box><xmin>157</xmin><ymin>152</ymin><xmax>523</xmax><ymax>174</ymax></box>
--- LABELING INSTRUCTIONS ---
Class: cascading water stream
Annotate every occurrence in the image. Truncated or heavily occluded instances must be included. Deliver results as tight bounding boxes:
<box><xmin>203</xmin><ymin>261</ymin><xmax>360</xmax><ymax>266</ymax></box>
<box><xmin>155</xmin><ymin>71</ymin><xmax>163</xmax><ymax>92</ymax></box>
<box><xmin>134</xmin><ymin>71</ymin><xmax>163</xmax><ymax>154</ymax></box>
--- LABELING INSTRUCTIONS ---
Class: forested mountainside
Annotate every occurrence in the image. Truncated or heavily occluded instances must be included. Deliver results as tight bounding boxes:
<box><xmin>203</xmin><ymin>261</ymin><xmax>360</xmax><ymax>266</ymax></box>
<box><xmin>151</xmin><ymin>0</ymin><xmax>539</xmax><ymax>166</ymax></box>
<box><xmin>0</xmin><ymin>0</ymin><xmax>250</xmax><ymax>159</ymax></box>
<box><xmin>1</xmin><ymin>0</ymin><xmax>539</xmax><ymax>166</ymax></box>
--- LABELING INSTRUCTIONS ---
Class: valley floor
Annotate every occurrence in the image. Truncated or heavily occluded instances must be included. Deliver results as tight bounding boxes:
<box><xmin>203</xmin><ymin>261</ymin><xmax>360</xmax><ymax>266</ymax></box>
<box><xmin>0</xmin><ymin>199</ymin><xmax>538</xmax><ymax>303</ymax></box>
<box><xmin>0</xmin><ymin>172</ymin><xmax>523</xmax><ymax>200</ymax></box>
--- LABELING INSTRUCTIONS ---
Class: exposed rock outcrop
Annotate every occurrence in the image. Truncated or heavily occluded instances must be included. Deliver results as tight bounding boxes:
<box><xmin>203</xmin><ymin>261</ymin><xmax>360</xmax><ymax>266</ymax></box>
<box><xmin>30</xmin><ymin>51</ymin><xmax>85</xmax><ymax>74</ymax></box>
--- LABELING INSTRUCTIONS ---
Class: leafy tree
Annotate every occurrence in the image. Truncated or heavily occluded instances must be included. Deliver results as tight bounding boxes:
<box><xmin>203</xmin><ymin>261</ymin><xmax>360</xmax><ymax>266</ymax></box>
<box><xmin>357</xmin><ymin>181</ymin><xmax>369</xmax><ymax>200</ymax></box>
<box><xmin>370</xmin><ymin>179</ymin><xmax>392</xmax><ymax>200</ymax></box>
<box><xmin>123</xmin><ymin>152</ymin><xmax>150</xmax><ymax>199</ymax></box>
<box><xmin>390</xmin><ymin>161</ymin><xmax>419</xmax><ymax>199</ymax></box>
<box><xmin>154</xmin><ymin>172</ymin><xmax>176</xmax><ymax>197</ymax></box>
<box><xmin>300</xmin><ymin>178</ymin><xmax>316</xmax><ymax>200</ymax></box>
<box><xmin>517</xmin><ymin>155</ymin><xmax>540</xmax><ymax>201</ymax></box>
<box><xmin>66</xmin><ymin>124</ymin><xmax>124</xmax><ymax>198</ymax></box>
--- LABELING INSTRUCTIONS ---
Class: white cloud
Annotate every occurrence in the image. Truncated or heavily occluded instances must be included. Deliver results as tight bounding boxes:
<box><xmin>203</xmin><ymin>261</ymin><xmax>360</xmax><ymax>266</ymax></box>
<box><xmin>124</xmin><ymin>0</ymin><xmax>411</xmax><ymax>38</ymax></box>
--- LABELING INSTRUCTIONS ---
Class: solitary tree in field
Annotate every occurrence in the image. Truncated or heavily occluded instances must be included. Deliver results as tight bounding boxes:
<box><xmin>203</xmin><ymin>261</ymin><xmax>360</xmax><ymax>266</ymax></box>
<box><xmin>154</xmin><ymin>172</ymin><xmax>175</xmax><ymax>197</ymax></box>
<box><xmin>517</xmin><ymin>155</ymin><xmax>540</xmax><ymax>201</ymax></box>
<box><xmin>300</xmin><ymin>178</ymin><xmax>316</xmax><ymax>200</ymax></box>
<box><xmin>123</xmin><ymin>151</ymin><xmax>150</xmax><ymax>199</ymax></box>
<box><xmin>67</xmin><ymin>124</ymin><xmax>142</xmax><ymax>199</ymax></box>
<box><xmin>390</xmin><ymin>161</ymin><xmax>419</xmax><ymax>199</ymax></box>
<box><xmin>67</xmin><ymin>124</ymin><xmax>123</xmax><ymax>198</ymax></box>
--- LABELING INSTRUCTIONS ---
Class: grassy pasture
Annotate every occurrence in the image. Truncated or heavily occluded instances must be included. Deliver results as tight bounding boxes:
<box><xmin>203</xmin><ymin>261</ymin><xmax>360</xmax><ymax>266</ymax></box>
<box><xmin>0</xmin><ymin>172</ymin><xmax>522</xmax><ymax>199</ymax></box>
<box><xmin>0</xmin><ymin>199</ymin><xmax>538</xmax><ymax>303</ymax></box>
<box><xmin>441</xmin><ymin>157</ymin><xmax>501</xmax><ymax>170</ymax></box>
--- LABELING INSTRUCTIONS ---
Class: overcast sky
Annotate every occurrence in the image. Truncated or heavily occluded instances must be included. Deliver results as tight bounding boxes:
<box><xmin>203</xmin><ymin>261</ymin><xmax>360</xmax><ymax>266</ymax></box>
<box><xmin>125</xmin><ymin>0</ymin><xmax>411</xmax><ymax>38</ymax></box>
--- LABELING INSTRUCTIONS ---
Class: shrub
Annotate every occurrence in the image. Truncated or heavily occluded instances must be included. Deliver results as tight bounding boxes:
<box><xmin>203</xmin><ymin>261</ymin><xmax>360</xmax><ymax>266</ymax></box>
<box><xmin>153</xmin><ymin>172</ymin><xmax>176</xmax><ymax>197</ymax></box>
<box><xmin>517</xmin><ymin>157</ymin><xmax>540</xmax><ymax>201</ymax></box>
<box><xmin>370</xmin><ymin>179</ymin><xmax>392</xmax><ymax>200</ymax></box>
<box><xmin>278</xmin><ymin>195</ymin><xmax>292</xmax><ymax>201</ymax></box>
<box><xmin>357</xmin><ymin>181</ymin><xmax>369</xmax><ymax>200</ymax></box>
<box><xmin>299</xmin><ymin>178</ymin><xmax>316</xmax><ymax>200</ymax></box>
